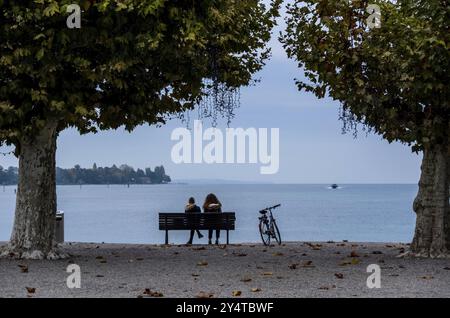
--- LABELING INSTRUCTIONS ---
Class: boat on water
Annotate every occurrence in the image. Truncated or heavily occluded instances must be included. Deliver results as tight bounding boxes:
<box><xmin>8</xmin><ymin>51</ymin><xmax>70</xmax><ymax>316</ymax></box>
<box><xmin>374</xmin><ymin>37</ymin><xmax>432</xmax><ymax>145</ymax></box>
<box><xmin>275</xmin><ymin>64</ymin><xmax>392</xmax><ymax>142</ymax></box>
<box><xmin>330</xmin><ymin>184</ymin><xmax>339</xmax><ymax>189</ymax></box>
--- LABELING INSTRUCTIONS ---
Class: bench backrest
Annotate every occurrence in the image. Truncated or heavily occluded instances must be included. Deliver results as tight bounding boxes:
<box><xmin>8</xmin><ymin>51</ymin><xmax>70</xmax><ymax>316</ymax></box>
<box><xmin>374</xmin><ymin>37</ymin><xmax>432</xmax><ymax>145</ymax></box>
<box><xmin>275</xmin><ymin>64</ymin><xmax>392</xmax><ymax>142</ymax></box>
<box><xmin>159</xmin><ymin>213</ymin><xmax>236</xmax><ymax>230</ymax></box>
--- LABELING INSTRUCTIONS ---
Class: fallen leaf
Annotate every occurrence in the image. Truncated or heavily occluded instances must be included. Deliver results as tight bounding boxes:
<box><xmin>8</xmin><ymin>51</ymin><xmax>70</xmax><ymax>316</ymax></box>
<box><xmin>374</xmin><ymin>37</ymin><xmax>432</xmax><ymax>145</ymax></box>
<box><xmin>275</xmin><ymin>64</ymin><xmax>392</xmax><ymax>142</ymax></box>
<box><xmin>302</xmin><ymin>260</ymin><xmax>314</xmax><ymax>267</ymax></box>
<box><xmin>232</xmin><ymin>290</ymin><xmax>242</xmax><ymax>297</ymax></box>
<box><xmin>26</xmin><ymin>287</ymin><xmax>36</xmax><ymax>294</ymax></box>
<box><xmin>143</xmin><ymin>289</ymin><xmax>164</xmax><ymax>297</ymax></box>
<box><xmin>191</xmin><ymin>273</ymin><xmax>200</xmax><ymax>277</ymax></box>
<box><xmin>273</xmin><ymin>252</ymin><xmax>284</xmax><ymax>256</ymax></box>
<box><xmin>251</xmin><ymin>288</ymin><xmax>261</xmax><ymax>292</ymax></box>
<box><xmin>372</xmin><ymin>251</ymin><xmax>383</xmax><ymax>254</ymax></box>
<box><xmin>240</xmin><ymin>277</ymin><xmax>252</xmax><ymax>283</ymax></box>
<box><xmin>262</xmin><ymin>272</ymin><xmax>273</xmax><ymax>276</ymax></box>
<box><xmin>420</xmin><ymin>276</ymin><xmax>434</xmax><ymax>280</ymax></box>
<box><xmin>18</xmin><ymin>264</ymin><xmax>28</xmax><ymax>273</ymax></box>
<box><xmin>288</xmin><ymin>263</ymin><xmax>299</xmax><ymax>270</ymax></box>
<box><xmin>192</xmin><ymin>247</ymin><xmax>206</xmax><ymax>251</ymax></box>
<box><xmin>234</xmin><ymin>253</ymin><xmax>247</xmax><ymax>257</ymax></box>
<box><xmin>351</xmin><ymin>258</ymin><xmax>361</xmax><ymax>265</ymax></box>
<box><xmin>96</xmin><ymin>275</ymin><xmax>104</xmax><ymax>278</ymax></box>
<box><xmin>197</xmin><ymin>261</ymin><xmax>208</xmax><ymax>266</ymax></box>
<box><xmin>334</xmin><ymin>273</ymin><xmax>344</xmax><ymax>279</ymax></box>
<box><xmin>350</xmin><ymin>251</ymin><xmax>360</xmax><ymax>258</ymax></box>
<box><xmin>136</xmin><ymin>258</ymin><xmax>144</xmax><ymax>261</ymax></box>
<box><xmin>196</xmin><ymin>291</ymin><xmax>214</xmax><ymax>298</ymax></box>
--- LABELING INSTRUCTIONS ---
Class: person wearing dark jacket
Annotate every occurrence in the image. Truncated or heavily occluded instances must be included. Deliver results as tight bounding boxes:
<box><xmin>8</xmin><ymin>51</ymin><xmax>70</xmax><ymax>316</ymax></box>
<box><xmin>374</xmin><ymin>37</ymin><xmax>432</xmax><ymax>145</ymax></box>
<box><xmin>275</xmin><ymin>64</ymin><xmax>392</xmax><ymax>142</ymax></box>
<box><xmin>203</xmin><ymin>193</ymin><xmax>222</xmax><ymax>245</ymax></box>
<box><xmin>185</xmin><ymin>197</ymin><xmax>203</xmax><ymax>244</ymax></box>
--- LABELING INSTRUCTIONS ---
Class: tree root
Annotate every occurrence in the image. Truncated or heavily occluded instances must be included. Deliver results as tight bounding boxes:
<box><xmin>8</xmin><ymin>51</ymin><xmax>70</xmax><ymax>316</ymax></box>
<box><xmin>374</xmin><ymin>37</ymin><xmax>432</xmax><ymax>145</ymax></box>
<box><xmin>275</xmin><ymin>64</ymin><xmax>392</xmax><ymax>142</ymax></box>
<box><xmin>397</xmin><ymin>249</ymin><xmax>450</xmax><ymax>259</ymax></box>
<box><xmin>0</xmin><ymin>245</ymin><xmax>68</xmax><ymax>260</ymax></box>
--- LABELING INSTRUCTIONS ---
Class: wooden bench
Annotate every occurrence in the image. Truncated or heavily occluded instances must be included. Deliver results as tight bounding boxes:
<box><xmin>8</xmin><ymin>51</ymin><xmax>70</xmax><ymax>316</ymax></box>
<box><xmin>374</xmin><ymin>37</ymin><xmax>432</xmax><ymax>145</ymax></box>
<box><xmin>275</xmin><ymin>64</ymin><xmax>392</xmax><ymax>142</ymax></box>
<box><xmin>159</xmin><ymin>212</ymin><xmax>236</xmax><ymax>245</ymax></box>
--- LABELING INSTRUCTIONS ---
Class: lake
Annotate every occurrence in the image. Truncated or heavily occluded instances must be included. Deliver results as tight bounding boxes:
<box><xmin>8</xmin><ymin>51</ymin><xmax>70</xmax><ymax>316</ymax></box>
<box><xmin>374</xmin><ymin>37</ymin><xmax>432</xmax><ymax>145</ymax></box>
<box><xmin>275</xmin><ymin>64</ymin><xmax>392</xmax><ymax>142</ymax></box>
<box><xmin>0</xmin><ymin>184</ymin><xmax>417</xmax><ymax>244</ymax></box>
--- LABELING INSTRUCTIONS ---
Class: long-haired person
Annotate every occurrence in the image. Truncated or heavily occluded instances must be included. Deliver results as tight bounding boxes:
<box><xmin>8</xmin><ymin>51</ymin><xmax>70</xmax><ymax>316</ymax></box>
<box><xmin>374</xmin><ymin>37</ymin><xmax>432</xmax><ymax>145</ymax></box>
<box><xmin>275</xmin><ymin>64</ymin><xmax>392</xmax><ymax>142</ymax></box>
<box><xmin>203</xmin><ymin>193</ymin><xmax>222</xmax><ymax>245</ymax></box>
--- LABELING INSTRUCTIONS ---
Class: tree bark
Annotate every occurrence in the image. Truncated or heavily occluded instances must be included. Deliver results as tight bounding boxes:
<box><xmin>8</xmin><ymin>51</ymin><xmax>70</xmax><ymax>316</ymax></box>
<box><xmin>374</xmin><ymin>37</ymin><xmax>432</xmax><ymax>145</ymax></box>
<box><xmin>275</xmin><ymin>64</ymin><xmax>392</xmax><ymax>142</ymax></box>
<box><xmin>1</xmin><ymin>121</ymin><xmax>61</xmax><ymax>259</ymax></box>
<box><xmin>410</xmin><ymin>143</ymin><xmax>450</xmax><ymax>258</ymax></box>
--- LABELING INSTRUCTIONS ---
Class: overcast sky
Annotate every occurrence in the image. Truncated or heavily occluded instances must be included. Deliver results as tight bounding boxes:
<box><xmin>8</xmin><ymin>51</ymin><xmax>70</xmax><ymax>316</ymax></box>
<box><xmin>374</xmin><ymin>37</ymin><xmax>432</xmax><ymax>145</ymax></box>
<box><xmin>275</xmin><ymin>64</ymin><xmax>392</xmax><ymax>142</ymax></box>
<box><xmin>0</xmin><ymin>3</ymin><xmax>421</xmax><ymax>184</ymax></box>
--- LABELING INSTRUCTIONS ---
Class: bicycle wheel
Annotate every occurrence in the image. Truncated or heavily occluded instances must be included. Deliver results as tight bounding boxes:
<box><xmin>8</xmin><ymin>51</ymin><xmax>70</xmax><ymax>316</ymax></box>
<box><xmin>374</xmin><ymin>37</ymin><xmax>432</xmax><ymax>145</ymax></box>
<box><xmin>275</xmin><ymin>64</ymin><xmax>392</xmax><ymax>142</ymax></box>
<box><xmin>272</xmin><ymin>220</ymin><xmax>282</xmax><ymax>245</ymax></box>
<box><xmin>259</xmin><ymin>218</ymin><xmax>271</xmax><ymax>246</ymax></box>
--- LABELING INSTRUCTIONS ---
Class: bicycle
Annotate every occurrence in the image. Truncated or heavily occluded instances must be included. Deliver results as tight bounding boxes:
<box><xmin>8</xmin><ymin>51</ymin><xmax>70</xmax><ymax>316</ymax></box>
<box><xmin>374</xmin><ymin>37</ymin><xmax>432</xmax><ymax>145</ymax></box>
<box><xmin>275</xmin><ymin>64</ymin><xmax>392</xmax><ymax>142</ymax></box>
<box><xmin>258</xmin><ymin>204</ymin><xmax>281</xmax><ymax>246</ymax></box>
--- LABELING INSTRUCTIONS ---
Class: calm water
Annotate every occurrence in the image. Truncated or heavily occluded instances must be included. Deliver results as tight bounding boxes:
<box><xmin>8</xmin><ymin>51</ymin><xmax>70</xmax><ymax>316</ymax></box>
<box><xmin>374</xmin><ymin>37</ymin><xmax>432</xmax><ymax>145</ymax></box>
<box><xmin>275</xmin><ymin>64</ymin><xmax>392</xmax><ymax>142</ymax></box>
<box><xmin>0</xmin><ymin>184</ymin><xmax>417</xmax><ymax>244</ymax></box>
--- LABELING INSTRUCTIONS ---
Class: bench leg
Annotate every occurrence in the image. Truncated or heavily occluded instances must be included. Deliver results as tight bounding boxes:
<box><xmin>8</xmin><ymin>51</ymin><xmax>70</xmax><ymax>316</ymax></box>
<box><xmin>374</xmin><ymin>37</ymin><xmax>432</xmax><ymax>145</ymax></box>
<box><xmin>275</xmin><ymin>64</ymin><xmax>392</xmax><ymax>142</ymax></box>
<box><xmin>165</xmin><ymin>230</ymin><xmax>169</xmax><ymax>245</ymax></box>
<box><xmin>227</xmin><ymin>230</ymin><xmax>229</xmax><ymax>245</ymax></box>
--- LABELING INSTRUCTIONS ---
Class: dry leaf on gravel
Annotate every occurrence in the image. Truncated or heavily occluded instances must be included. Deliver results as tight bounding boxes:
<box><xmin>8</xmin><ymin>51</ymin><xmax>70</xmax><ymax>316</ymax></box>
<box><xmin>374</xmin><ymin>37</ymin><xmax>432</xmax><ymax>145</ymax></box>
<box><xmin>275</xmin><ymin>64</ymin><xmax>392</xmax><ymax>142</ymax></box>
<box><xmin>420</xmin><ymin>276</ymin><xmax>434</xmax><ymax>280</ymax></box>
<box><xmin>234</xmin><ymin>253</ymin><xmax>247</xmax><ymax>257</ymax></box>
<box><xmin>262</xmin><ymin>272</ymin><xmax>273</xmax><ymax>276</ymax></box>
<box><xmin>251</xmin><ymin>288</ymin><xmax>262</xmax><ymax>292</ymax></box>
<box><xmin>197</xmin><ymin>261</ymin><xmax>208</xmax><ymax>266</ymax></box>
<box><xmin>240</xmin><ymin>277</ymin><xmax>252</xmax><ymax>283</ymax></box>
<box><xmin>26</xmin><ymin>287</ymin><xmax>36</xmax><ymax>294</ymax></box>
<box><xmin>18</xmin><ymin>265</ymin><xmax>28</xmax><ymax>273</ymax></box>
<box><xmin>143</xmin><ymin>289</ymin><xmax>164</xmax><ymax>297</ymax></box>
<box><xmin>273</xmin><ymin>252</ymin><xmax>284</xmax><ymax>256</ymax></box>
<box><xmin>334</xmin><ymin>273</ymin><xmax>344</xmax><ymax>279</ymax></box>
<box><xmin>196</xmin><ymin>291</ymin><xmax>214</xmax><ymax>298</ymax></box>
<box><xmin>289</xmin><ymin>263</ymin><xmax>299</xmax><ymax>270</ymax></box>
<box><xmin>350</xmin><ymin>251</ymin><xmax>360</xmax><ymax>258</ymax></box>
<box><xmin>232</xmin><ymin>290</ymin><xmax>242</xmax><ymax>297</ymax></box>
<box><xmin>302</xmin><ymin>260</ymin><xmax>314</xmax><ymax>267</ymax></box>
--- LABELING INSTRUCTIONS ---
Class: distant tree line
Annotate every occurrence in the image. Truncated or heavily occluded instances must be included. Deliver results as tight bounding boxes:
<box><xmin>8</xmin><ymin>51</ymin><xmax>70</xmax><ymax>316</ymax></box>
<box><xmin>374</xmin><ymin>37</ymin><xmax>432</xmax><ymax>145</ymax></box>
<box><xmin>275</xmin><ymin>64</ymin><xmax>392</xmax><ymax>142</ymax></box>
<box><xmin>0</xmin><ymin>164</ymin><xmax>171</xmax><ymax>185</ymax></box>
<box><xmin>0</xmin><ymin>166</ymin><xmax>18</xmax><ymax>185</ymax></box>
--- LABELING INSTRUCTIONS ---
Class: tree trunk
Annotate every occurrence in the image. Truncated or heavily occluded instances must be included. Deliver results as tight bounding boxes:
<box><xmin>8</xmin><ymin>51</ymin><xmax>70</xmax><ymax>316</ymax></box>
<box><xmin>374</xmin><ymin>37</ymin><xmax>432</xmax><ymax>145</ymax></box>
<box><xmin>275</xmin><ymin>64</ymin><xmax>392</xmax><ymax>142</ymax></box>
<box><xmin>1</xmin><ymin>121</ymin><xmax>61</xmax><ymax>259</ymax></box>
<box><xmin>410</xmin><ymin>143</ymin><xmax>450</xmax><ymax>258</ymax></box>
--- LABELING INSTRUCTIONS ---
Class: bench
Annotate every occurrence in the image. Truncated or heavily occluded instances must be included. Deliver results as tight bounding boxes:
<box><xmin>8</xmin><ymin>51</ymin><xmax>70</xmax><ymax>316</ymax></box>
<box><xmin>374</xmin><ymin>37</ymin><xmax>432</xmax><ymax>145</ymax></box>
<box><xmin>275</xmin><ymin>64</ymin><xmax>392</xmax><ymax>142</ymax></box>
<box><xmin>159</xmin><ymin>212</ymin><xmax>236</xmax><ymax>245</ymax></box>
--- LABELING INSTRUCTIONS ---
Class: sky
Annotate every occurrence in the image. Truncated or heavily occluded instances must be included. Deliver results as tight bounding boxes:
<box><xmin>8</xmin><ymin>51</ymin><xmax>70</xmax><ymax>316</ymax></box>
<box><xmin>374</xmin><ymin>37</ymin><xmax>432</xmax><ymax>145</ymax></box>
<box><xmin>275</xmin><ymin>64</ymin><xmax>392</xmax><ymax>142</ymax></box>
<box><xmin>0</xmin><ymin>4</ymin><xmax>422</xmax><ymax>184</ymax></box>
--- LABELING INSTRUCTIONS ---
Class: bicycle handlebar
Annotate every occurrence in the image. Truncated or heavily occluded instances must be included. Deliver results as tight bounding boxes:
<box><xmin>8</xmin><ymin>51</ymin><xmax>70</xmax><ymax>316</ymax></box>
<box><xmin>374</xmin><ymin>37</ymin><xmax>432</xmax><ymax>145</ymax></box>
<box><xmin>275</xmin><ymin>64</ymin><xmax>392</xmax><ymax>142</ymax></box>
<box><xmin>260</xmin><ymin>204</ymin><xmax>281</xmax><ymax>213</ymax></box>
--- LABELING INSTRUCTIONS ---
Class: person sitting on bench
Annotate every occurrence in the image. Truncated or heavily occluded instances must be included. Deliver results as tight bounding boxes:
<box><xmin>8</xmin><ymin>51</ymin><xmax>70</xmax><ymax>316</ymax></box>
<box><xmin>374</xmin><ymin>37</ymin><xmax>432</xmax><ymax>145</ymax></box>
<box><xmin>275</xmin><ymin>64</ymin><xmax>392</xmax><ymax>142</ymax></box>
<box><xmin>185</xmin><ymin>197</ymin><xmax>204</xmax><ymax>244</ymax></box>
<box><xmin>203</xmin><ymin>193</ymin><xmax>222</xmax><ymax>245</ymax></box>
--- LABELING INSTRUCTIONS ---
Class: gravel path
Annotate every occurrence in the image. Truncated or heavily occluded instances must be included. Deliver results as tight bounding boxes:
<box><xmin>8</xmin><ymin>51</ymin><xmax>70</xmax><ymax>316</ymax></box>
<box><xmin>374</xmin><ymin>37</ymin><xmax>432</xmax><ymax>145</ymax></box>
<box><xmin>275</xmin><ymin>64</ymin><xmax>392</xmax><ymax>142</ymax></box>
<box><xmin>1</xmin><ymin>242</ymin><xmax>449</xmax><ymax>298</ymax></box>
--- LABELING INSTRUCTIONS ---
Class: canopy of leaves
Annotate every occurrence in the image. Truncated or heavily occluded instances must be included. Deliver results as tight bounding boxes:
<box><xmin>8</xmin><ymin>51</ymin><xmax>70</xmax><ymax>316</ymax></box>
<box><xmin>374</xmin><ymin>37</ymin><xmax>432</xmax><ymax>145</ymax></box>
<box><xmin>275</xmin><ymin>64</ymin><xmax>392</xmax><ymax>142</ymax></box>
<box><xmin>281</xmin><ymin>0</ymin><xmax>449</xmax><ymax>151</ymax></box>
<box><xmin>0</xmin><ymin>0</ymin><xmax>280</xmax><ymax>147</ymax></box>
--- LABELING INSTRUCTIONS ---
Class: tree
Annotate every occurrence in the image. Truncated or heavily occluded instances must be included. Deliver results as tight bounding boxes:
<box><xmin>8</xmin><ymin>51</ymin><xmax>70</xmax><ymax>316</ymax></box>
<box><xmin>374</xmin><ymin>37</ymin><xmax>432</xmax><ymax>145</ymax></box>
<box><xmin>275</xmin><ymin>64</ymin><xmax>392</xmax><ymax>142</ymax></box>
<box><xmin>281</xmin><ymin>0</ymin><xmax>449</xmax><ymax>257</ymax></box>
<box><xmin>0</xmin><ymin>0</ymin><xmax>280</xmax><ymax>258</ymax></box>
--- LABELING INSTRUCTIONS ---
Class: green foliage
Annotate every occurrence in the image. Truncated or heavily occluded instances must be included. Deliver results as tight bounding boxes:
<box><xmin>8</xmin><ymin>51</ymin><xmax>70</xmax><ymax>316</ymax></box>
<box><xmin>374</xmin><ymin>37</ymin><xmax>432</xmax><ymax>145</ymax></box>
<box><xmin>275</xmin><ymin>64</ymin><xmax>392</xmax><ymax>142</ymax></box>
<box><xmin>0</xmin><ymin>0</ymin><xmax>280</xmax><ymax>147</ymax></box>
<box><xmin>280</xmin><ymin>0</ymin><xmax>449</xmax><ymax>151</ymax></box>
<box><xmin>0</xmin><ymin>165</ymin><xmax>18</xmax><ymax>185</ymax></box>
<box><xmin>56</xmin><ymin>163</ymin><xmax>171</xmax><ymax>185</ymax></box>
